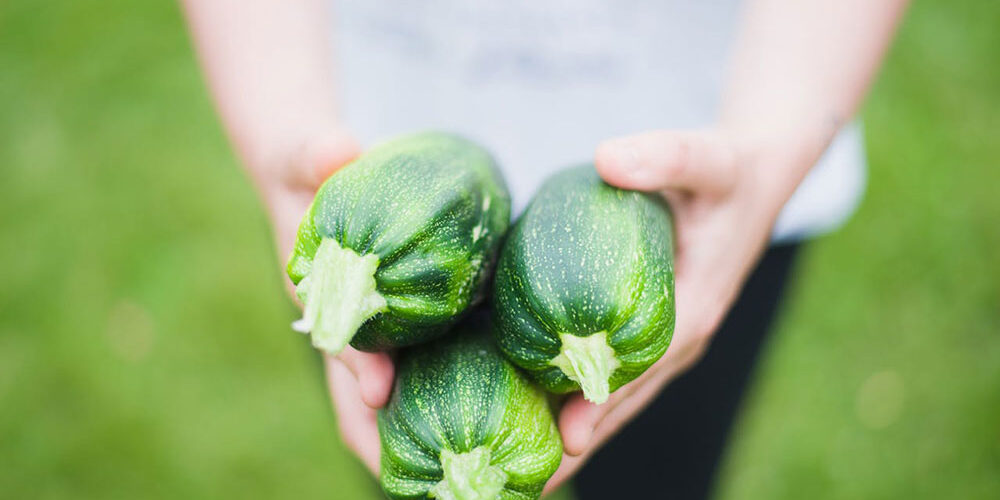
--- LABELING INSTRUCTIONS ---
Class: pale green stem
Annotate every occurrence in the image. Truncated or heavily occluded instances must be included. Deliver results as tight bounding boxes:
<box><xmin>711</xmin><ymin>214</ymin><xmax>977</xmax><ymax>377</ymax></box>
<box><xmin>550</xmin><ymin>331</ymin><xmax>621</xmax><ymax>404</ymax></box>
<box><xmin>430</xmin><ymin>447</ymin><xmax>507</xmax><ymax>500</ymax></box>
<box><xmin>291</xmin><ymin>238</ymin><xmax>387</xmax><ymax>355</ymax></box>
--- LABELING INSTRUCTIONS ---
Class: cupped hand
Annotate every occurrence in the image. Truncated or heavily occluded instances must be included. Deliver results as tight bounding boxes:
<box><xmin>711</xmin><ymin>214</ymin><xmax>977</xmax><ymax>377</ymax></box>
<box><xmin>544</xmin><ymin>128</ymin><xmax>796</xmax><ymax>493</ymax></box>
<box><xmin>251</xmin><ymin>129</ymin><xmax>392</xmax><ymax>475</ymax></box>
<box><xmin>256</xmin><ymin>127</ymin><xmax>799</xmax><ymax>491</ymax></box>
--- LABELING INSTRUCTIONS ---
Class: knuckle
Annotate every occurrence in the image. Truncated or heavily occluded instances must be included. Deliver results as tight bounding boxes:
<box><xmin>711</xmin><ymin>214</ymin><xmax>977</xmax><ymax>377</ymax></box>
<box><xmin>662</xmin><ymin>140</ymin><xmax>690</xmax><ymax>178</ymax></box>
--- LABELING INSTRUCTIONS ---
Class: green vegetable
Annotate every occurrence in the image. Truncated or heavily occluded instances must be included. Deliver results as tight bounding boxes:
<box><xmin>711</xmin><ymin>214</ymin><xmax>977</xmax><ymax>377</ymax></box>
<box><xmin>287</xmin><ymin>132</ymin><xmax>511</xmax><ymax>354</ymax></box>
<box><xmin>379</xmin><ymin>312</ymin><xmax>563</xmax><ymax>500</ymax></box>
<box><xmin>493</xmin><ymin>165</ymin><xmax>675</xmax><ymax>404</ymax></box>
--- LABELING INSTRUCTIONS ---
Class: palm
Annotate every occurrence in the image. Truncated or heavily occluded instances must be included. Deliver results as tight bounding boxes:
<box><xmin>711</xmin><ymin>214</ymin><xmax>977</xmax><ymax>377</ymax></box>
<box><xmin>264</xmin><ymin>132</ymin><xmax>393</xmax><ymax>475</ymax></box>
<box><xmin>545</xmin><ymin>129</ymin><xmax>779</xmax><ymax>492</ymax></box>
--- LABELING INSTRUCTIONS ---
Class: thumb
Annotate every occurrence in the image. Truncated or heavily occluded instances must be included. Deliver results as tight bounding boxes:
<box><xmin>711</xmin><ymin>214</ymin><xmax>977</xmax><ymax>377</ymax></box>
<box><xmin>595</xmin><ymin>130</ymin><xmax>737</xmax><ymax>194</ymax></box>
<box><xmin>327</xmin><ymin>347</ymin><xmax>395</xmax><ymax>409</ymax></box>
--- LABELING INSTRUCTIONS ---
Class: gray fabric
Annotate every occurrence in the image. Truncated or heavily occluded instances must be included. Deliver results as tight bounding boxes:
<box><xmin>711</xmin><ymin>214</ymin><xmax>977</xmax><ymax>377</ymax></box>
<box><xmin>332</xmin><ymin>0</ymin><xmax>865</xmax><ymax>241</ymax></box>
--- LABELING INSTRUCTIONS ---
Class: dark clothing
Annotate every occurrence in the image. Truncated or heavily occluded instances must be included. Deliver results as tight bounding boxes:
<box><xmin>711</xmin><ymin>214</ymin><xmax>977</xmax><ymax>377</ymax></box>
<box><xmin>574</xmin><ymin>243</ymin><xmax>801</xmax><ymax>500</ymax></box>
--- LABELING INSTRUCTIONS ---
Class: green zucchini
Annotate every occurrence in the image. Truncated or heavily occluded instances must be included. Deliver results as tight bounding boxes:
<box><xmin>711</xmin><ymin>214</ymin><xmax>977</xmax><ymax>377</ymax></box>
<box><xmin>286</xmin><ymin>132</ymin><xmax>511</xmax><ymax>354</ymax></box>
<box><xmin>493</xmin><ymin>165</ymin><xmax>675</xmax><ymax>404</ymax></box>
<box><xmin>378</xmin><ymin>312</ymin><xmax>562</xmax><ymax>500</ymax></box>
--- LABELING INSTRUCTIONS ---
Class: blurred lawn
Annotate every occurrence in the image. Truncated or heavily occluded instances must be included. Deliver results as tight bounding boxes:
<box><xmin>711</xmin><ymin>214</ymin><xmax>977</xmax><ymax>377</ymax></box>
<box><xmin>0</xmin><ymin>1</ymin><xmax>997</xmax><ymax>499</ymax></box>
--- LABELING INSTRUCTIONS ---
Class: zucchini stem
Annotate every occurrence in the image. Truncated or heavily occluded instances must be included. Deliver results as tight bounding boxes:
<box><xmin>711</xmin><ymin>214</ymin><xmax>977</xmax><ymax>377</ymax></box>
<box><xmin>292</xmin><ymin>238</ymin><xmax>387</xmax><ymax>355</ymax></box>
<box><xmin>431</xmin><ymin>447</ymin><xmax>507</xmax><ymax>500</ymax></box>
<box><xmin>550</xmin><ymin>331</ymin><xmax>620</xmax><ymax>404</ymax></box>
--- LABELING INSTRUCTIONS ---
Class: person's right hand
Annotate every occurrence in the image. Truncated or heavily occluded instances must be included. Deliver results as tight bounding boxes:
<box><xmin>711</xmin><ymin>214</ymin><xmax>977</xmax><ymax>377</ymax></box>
<box><xmin>248</xmin><ymin>129</ymin><xmax>392</xmax><ymax>474</ymax></box>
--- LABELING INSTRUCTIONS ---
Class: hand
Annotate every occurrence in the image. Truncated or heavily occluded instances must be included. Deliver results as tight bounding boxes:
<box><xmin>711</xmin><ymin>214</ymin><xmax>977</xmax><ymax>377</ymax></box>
<box><xmin>544</xmin><ymin>128</ymin><xmax>800</xmax><ymax>493</ymax></box>
<box><xmin>251</xmin><ymin>129</ymin><xmax>393</xmax><ymax>475</ymax></box>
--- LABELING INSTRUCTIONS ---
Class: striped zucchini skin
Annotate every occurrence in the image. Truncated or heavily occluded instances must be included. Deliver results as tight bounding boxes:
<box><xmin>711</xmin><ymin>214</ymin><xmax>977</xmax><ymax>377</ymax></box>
<box><xmin>492</xmin><ymin>165</ymin><xmax>675</xmax><ymax>402</ymax></box>
<box><xmin>287</xmin><ymin>132</ymin><xmax>511</xmax><ymax>352</ymax></box>
<box><xmin>378</xmin><ymin>312</ymin><xmax>562</xmax><ymax>500</ymax></box>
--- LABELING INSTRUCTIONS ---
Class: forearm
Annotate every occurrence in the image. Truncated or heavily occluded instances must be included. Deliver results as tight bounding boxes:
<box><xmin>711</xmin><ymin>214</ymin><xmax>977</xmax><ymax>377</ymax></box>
<box><xmin>180</xmin><ymin>0</ymin><xmax>341</xmax><ymax>177</ymax></box>
<box><xmin>722</xmin><ymin>0</ymin><xmax>908</xmax><ymax>209</ymax></box>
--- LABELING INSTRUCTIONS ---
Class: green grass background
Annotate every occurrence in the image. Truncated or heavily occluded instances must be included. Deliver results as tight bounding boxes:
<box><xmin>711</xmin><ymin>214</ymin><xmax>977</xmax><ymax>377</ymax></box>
<box><xmin>1</xmin><ymin>1</ymin><xmax>997</xmax><ymax>498</ymax></box>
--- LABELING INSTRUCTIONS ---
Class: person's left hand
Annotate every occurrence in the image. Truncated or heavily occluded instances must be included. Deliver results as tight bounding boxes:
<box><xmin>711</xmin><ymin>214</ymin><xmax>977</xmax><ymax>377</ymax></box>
<box><xmin>544</xmin><ymin>127</ymin><xmax>804</xmax><ymax>493</ymax></box>
<box><xmin>249</xmin><ymin>128</ymin><xmax>394</xmax><ymax>474</ymax></box>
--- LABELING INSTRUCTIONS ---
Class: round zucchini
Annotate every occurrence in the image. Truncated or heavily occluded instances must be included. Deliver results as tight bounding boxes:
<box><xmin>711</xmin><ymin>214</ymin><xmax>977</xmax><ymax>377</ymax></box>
<box><xmin>286</xmin><ymin>132</ymin><xmax>511</xmax><ymax>354</ymax></box>
<box><xmin>378</xmin><ymin>312</ymin><xmax>563</xmax><ymax>500</ymax></box>
<box><xmin>493</xmin><ymin>165</ymin><xmax>675</xmax><ymax>404</ymax></box>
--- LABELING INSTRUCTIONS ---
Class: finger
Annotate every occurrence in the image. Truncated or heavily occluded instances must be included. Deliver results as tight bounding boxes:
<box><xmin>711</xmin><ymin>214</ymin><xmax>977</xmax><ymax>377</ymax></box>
<box><xmin>331</xmin><ymin>347</ymin><xmax>395</xmax><ymax>409</ymax></box>
<box><xmin>557</xmin><ymin>224</ymin><xmax>741</xmax><ymax>461</ymax></box>
<box><xmin>554</xmin><ymin>224</ymin><xmax>723</xmax><ymax>457</ymax></box>
<box><xmin>327</xmin><ymin>359</ymin><xmax>382</xmax><ymax>475</ymax></box>
<box><xmin>558</xmin><ymin>330</ymin><xmax>700</xmax><ymax>456</ymax></box>
<box><xmin>546</xmin><ymin>369</ymin><xmax>669</xmax><ymax>493</ymax></box>
<box><xmin>542</xmin><ymin>453</ymin><xmax>586</xmax><ymax>496</ymax></box>
<box><xmin>595</xmin><ymin>130</ymin><xmax>737</xmax><ymax>194</ymax></box>
<box><xmin>557</xmin><ymin>396</ymin><xmax>599</xmax><ymax>456</ymax></box>
<box><xmin>550</xmin><ymin>347</ymin><xmax>703</xmax><ymax>487</ymax></box>
<box><xmin>558</xmin><ymin>378</ymin><xmax>642</xmax><ymax>456</ymax></box>
<box><xmin>284</xmin><ymin>131</ymin><xmax>362</xmax><ymax>190</ymax></box>
<box><xmin>590</xmin><ymin>367</ymin><xmax>673</xmax><ymax>442</ymax></box>
<box><xmin>273</xmin><ymin>189</ymin><xmax>318</xmax><ymax>268</ymax></box>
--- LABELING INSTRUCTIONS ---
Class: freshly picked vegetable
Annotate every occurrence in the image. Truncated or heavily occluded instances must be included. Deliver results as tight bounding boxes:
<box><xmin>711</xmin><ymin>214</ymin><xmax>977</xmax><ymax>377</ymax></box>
<box><xmin>286</xmin><ymin>132</ymin><xmax>511</xmax><ymax>354</ymax></box>
<box><xmin>379</xmin><ymin>312</ymin><xmax>563</xmax><ymax>500</ymax></box>
<box><xmin>493</xmin><ymin>165</ymin><xmax>675</xmax><ymax>404</ymax></box>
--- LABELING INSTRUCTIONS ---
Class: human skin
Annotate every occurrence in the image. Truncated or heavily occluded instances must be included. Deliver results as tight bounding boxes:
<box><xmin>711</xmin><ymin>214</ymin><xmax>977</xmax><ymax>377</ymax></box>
<box><xmin>181</xmin><ymin>0</ymin><xmax>909</xmax><ymax>491</ymax></box>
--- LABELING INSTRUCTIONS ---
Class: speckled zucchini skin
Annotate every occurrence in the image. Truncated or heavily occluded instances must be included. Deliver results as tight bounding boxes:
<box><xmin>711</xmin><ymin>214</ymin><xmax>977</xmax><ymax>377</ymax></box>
<box><xmin>493</xmin><ymin>165</ymin><xmax>675</xmax><ymax>396</ymax></box>
<box><xmin>287</xmin><ymin>132</ymin><xmax>511</xmax><ymax>351</ymax></box>
<box><xmin>378</xmin><ymin>312</ymin><xmax>563</xmax><ymax>500</ymax></box>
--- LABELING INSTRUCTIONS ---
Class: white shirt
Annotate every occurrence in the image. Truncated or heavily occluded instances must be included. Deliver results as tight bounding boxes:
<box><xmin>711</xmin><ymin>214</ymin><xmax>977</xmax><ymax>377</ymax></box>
<box><xmin>333</xmin><ymin>0</ymin><xmax>865</xmax><ymax>242</ymax></box>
